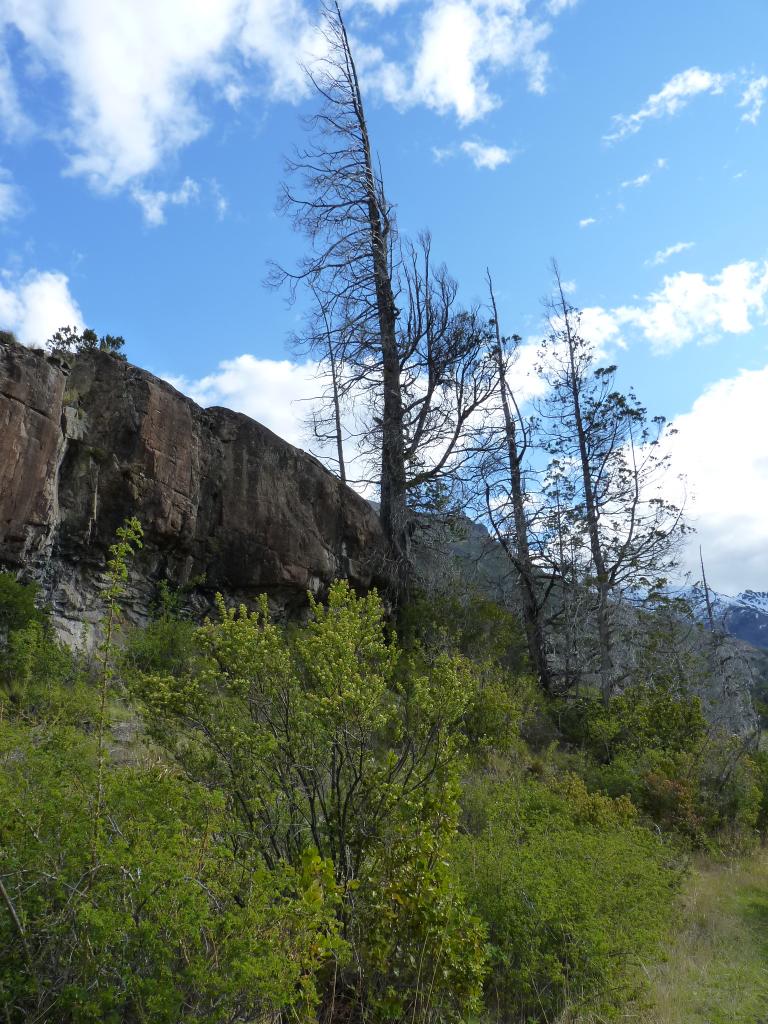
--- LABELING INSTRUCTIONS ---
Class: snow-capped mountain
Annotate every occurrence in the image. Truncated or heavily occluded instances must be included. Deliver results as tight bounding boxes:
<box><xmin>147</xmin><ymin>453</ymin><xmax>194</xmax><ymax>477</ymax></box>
<box><xmin>696</xmin><ymin>589</ymin><xmax>768</xmax><ymax>650</ymax></box>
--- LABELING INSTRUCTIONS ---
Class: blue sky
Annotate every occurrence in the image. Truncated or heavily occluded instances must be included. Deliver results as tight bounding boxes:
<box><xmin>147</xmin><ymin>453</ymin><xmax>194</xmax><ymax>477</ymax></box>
<box><xmin>1</xmin><ymin>0</ymin><xmax>767</xmax><ymax>592</ymax></box>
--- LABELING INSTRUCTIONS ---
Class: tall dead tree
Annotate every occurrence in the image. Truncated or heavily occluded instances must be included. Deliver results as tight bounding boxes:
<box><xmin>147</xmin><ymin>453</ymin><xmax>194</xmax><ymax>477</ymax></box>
<box><xmin>269</xmin><ymin>0</ymin><xmax>407</xmax><ymax>592</ymax></box>
<box><xmin>272</xmin><ymin>3</ymin><xmax>494</xmax><ymax>599</ymax></box>
<box><xmin>483</xmin><ymin>273</ymin><xmax>554</xmax><ymax>693</ymax></box>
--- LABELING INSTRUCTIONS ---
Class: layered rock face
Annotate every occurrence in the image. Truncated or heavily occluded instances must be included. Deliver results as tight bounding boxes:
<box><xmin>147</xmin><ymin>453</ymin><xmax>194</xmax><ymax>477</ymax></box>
<box><xmin>0</xmin><ymin>335</ymin><xmax>386</xmax><ymax>642</ymax></box>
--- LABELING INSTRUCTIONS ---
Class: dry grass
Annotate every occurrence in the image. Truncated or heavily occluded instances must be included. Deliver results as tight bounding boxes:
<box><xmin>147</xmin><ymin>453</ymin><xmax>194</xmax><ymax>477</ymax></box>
<box><xmin>634</xmin><ymin>849</ymin><xmax>768</xmax><ymax>1023</ymax></box>
<box><xmin>564</xmin><ymin>849</ymin><xmax>768</xmax><ymax>1024</ymax></box>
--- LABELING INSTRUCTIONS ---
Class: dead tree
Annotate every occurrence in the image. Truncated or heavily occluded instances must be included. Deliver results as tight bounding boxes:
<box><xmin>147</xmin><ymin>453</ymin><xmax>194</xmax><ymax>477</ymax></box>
<box><xmin>272</xmin><ymin>4</ymin><xmax>494</xmax><ymax>599</ymax></box>
<box><xmin>482</xmin><ymin>272</ymin><xmax>555</xmax><ymax>694</ymax></box>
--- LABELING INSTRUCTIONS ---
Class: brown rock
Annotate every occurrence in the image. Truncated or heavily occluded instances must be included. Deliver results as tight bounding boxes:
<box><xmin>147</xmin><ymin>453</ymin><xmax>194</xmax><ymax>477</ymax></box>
<box><xmin>0</xmin><ymin>335</ymin><xmax>386</xmax><ymax>641</ymax></box>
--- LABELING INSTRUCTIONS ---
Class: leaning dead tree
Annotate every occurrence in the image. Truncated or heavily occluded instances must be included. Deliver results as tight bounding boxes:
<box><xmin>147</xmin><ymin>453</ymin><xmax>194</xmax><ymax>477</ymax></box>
<box><xmin>272</xmin><ymin>2</ymin><xmax>494</xmax><ymax>599</ymax></box>
<box><xmin>481</xmin><ymin>272</ymin><xmax>555</xmax><ymax>694</ymax></box>
<box><xmin>269</xmin><ymin>1</ymin><xmax>407</xmax><ymax>594</ymax></box>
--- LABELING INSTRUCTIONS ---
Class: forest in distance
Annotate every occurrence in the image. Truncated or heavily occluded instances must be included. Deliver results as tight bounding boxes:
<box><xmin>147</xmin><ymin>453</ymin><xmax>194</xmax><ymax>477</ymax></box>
<box><xmin>3</xmin><ymin>3</ymin><xmax>768</xmax><ymax>1023</ymax></box>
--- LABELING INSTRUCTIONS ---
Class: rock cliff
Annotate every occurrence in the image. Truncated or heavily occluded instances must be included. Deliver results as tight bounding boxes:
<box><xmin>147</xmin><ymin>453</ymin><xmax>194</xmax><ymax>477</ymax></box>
<box><xmin>0</xmin><ymin>335</ymin><xmax>386</xmax><ymax>642</ymax></box>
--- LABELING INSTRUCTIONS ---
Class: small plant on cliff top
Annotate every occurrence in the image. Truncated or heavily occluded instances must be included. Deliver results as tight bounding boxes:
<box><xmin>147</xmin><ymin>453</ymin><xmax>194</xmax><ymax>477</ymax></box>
<box><xmin>48</xmin><ymin>325</ymin><xmax>126</xmax><ymax>360</ymax></box>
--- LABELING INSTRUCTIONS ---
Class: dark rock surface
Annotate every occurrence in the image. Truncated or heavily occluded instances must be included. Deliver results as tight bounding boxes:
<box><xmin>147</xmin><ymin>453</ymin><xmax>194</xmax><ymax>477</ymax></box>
<box><xmin>0</xmin><ymin>335</ymin><xmax>386</xmax><ymax>642</ymax></box>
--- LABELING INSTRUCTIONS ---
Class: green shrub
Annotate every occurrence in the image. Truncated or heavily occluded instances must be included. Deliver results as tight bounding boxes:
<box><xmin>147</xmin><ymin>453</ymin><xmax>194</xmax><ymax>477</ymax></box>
<box><xmin>0</xmin><ymin>720</ymin><xmax>342</xmax><ymax>1023</ymax></box>
<box><xmin>455</xmin><ymin>773</ymin><xmax>679</xmax><ymax>1022</ymax></box>
<box><xmin>132</xmin><ymin>581</ymin><xmax>488</xmax><ymax>1023</ymax></box>
<box><xmin>121</xmin><ymin>581</ymin><xmax>198</xmax><ymax>678</ymax></box>
<box><xmin>558</xmin><ymin>685</ymin><xmax>761</xmax><ymax>845</ymax></box>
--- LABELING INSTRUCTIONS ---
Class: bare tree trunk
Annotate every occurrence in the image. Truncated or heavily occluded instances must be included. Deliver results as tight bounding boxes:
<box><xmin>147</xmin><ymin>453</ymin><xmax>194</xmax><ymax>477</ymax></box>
<box><xmin>328</xmin><ymin>344</ymin><xmax>347</xmax><ymax>486</ymax></box>
<box><xmin>487</xmin><ymin>274</ymin><xmax>553</xmax><ymax>694</ymax></box>
<box><xmin>337</xmin><ymin>5</ymin><xmax>410</xmax><ymax>595</ymax></box>
<box><xmin>700</xmin><ymin>545</ymin><xmax>716</xmax><ymax>632</ymax></box>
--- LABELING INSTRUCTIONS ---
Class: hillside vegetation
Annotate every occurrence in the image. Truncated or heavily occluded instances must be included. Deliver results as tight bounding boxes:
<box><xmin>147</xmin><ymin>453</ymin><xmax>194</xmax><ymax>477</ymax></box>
<box><xmin>2</xmin><ymin>522</ymin><xmax>767</xmax><ymax>1023</ymax></box>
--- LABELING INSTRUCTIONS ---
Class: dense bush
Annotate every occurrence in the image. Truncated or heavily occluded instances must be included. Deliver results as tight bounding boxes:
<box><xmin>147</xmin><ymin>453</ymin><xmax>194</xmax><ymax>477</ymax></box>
<box><xmin>559</xmin><ymin>685</ymin><xmax>762</xmax><ymax>845</ymax></box>
<box><xmin>6</xmin><ymin>559</ymin><xmax>764</xmax><ymax>1024</ymax></box>
<box><xmin>0</xmin><ymin>575</ymin><xmax>343</xmax><ymax>1023</ymax></box>
<box><xmin>0</xmin><ymin>722</ymin><xmax>342</xmax><ymax>1022</ymax></box>
<box><xmin>131</xmin><ymin>582</ymin><xmax>488</xmax><ymax>1022</ymax></box>
<box><xmin>456</xmin><ymin>772</ymin><xmax>679</xmax><ymax>1022</ymax></box>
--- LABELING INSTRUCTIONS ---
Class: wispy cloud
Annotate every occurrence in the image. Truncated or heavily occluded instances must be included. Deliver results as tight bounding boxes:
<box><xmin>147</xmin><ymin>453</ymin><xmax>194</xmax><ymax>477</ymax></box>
<box><xmin>646</xmin><ymin>241</ymin><xmax>695</xmax><ymax>267</ymax></box>
<box><xmin>210</xmin><ymin>179</ymin><xmax>229</xmax><ymax>220</ymax></box>
<box><xmin>604</xmin><ymin>67</ymin><xmax>732</xmax><ymax>142</ymax></box>
<box><xmin>621</xmin><ymin>173</ymin><xmax>650</xmax><ymax>189</ymax></box>
<box><xmin>131</xmin><ymin>177</ymin><xmax>200</xmax><ymax>226</ymax></box>
<box><xmin>579</xmin><ymin>217</ymin><xmax>596</xmax><ymax>228</ymax></box>
<box><xmin>460</xmin><ymin>140</ymin><xmax>514</xmax><ymax>169</ymax></box>
<box><xmin>0</xmin><ymin>166</ymin><xmax>22</xmax><ymax>221</ymax></box>
<box><xmin>739</xmin><ymin>75</ymin><xmax>768</xmax><ymax>124</ymax></box>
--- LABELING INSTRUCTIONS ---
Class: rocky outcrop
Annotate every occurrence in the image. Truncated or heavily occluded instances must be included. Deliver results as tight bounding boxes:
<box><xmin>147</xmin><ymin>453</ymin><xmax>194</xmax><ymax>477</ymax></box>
<box><xmin>0</xmin><ymin>335</ymin><xmax>386</xmax><ymax>642</ymax></box>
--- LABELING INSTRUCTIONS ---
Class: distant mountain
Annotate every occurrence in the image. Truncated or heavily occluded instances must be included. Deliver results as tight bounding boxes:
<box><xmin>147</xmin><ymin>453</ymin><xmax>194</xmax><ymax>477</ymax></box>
<box><xmin>700</xmin><ymin>590</ymin><xmax>768</xmax><ymax>650</ymax></box>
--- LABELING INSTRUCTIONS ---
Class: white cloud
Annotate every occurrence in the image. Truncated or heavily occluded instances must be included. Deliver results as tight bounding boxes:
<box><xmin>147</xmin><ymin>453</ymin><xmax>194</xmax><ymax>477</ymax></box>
<box><xmin>579</xmin><ymin>306</ymin><xmax>624</xmax><ymax>351</ymax></box>
<box><xmin>646</xmin><ymin>241</ymin><xmax>695</xmax><ymax>267</ymax></box>
<box><xmin>739</xmin><ymin>74</ymin><xmax>768</xmax><ymax>125</ymax></box>
<box><xmin>507</xmin><ymin>339</ymin><xmax>550</xmax><ymax>401</ymax></box>
<box><xmin>0</xmin><ymin>0</ymin><xmax>572</xmax><ymax>198</ymax></box>
<box><xmin>350</xmin><ymin>0</ymin><xmax>407</xmax><ymax>13</ymax></box>
<box><xmin>615</xmin><ymin>259</ymin><xmax>768</xmax><ymax>352</ymax></box>
<box><xmin>579</xmin><ymin>216</ymin><xmax>596</xmax><ymax>228</ymax></box>
<box><xmin>576</xmin><ymin>259</ymin><xmax>768</xmax><ymax>354</ymax></box>
<box><xmin>0</xmin><ymin>0</ymin><xmax>323</xmax><ymax>192</ymax></box>
<box><xmin>165</xmin><ymin>353</ymin><xmax>323</xmax><ymax>451</ymax></box>
<box><xmin>546</xmin><ymin>0</ymin><xmax>578</xmax><ymax>13</ymax></box>
<box><xmin>604</xmin><ymin>67</ymin><xmax>731</xmax><ymax>142</ymax></box>
<box><xmin>460</xmin><ymin>139</ymin><xmax>513</xmax><ymax>169</ymax></box>
<box><xmin>621</xmin><ymin>173</ymin><xmax>650</xmax><ymax>189</ymax></box>
<box><xmin>402</xmin><ymin>0</ymin><xmax>553</xmax><ymax>122</ymax></box>
<box><xmin>131</xmin><ymin>176</ymin><xmax>200</xmax><ymax>226</ymax></box>
<box><xmin>665</xmin><ymin>366</ymin><xmax>768</xmax><ymax>592</ymax></box>
<box><xmin>0</xmin><ymin>166</ymin><xmax>21</xmax><ymax>220</ymax></box>
<box><xmin>0</xmin><ymin>269</ymin><xmax>84</xmax><ymax>346</ymax></box>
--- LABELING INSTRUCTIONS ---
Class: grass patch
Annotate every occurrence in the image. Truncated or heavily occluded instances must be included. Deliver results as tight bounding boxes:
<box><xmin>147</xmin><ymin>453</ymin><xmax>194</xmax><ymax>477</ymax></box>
<box><xmin>637</xmin><ymin>850</ymin><xmax>768</xmax><ymax>1023</ymax></box>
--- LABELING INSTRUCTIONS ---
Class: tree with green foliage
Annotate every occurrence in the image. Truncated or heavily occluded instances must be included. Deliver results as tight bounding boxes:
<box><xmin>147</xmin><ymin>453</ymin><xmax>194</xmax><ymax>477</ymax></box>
<box><xmin>132</xmin><ymin>580</ymin><xmax>487</xmax><ymax>1022</ymax></box>
<box><xmin>537</xmin><ymin>264</ymin><xmax>687</xmax><ymax>701</ymax></box>
<box><xmin>48</xmin><ymin>324</ymin><xmax>126</xmax><ymax>360</ymax></box>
